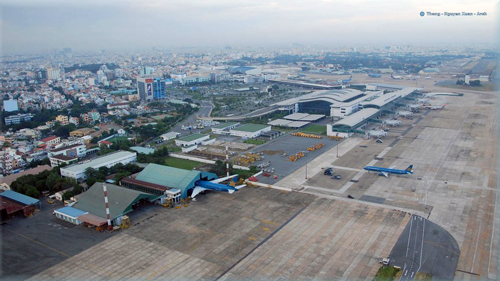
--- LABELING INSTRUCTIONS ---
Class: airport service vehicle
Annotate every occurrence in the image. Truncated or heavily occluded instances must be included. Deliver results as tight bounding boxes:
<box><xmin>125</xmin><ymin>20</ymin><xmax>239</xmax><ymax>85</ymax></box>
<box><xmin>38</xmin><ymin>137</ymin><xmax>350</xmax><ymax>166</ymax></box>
<box><xmin>332</xmin><ymin>175</ymin><xmax>342</xmax><ymax>180</ymax></box>
<box><xmin>364</xmin><ymin>165</ymin><xmax>414</xmax><ymax>177</ymax></box>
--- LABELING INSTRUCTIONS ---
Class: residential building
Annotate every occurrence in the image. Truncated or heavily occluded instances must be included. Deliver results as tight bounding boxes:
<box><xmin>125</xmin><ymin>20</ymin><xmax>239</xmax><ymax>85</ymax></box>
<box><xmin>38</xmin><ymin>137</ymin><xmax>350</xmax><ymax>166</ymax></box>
<box><xmin>55</xmin><ymin>115</ymin><xmax>69</xmax><ymax>125</ymax></box>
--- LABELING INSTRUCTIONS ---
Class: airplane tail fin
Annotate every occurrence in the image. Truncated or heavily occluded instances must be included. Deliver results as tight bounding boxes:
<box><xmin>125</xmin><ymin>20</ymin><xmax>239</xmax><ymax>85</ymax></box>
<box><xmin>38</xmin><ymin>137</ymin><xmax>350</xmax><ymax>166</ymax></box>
<box><xmin>228</xmin><ymin>176</ymin><xmax>239</xmax><ymax>187</ymax></box>
<box><xmin>406</xmin><ymin>165</ymin><xmax>414</xmax><ymax>173</ymax></box>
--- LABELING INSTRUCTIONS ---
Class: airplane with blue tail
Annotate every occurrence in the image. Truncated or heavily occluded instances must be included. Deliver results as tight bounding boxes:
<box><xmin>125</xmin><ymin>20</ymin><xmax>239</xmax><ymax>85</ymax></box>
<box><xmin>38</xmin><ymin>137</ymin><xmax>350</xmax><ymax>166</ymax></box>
<box><xmin>191</xmin><ymin>175</ymin><xmax>246</xmax><ymax>198</ymax></box>
<box><xmin>363</xmin><ymin>165</ymin><xmax>413</xmax><ymax>177</ymax></box>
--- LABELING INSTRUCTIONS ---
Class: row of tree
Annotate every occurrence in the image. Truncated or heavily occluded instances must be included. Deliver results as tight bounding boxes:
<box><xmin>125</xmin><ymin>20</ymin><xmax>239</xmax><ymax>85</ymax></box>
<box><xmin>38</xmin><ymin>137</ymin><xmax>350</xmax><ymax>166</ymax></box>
<box><xmin>11</xmin><ymin>166</ymin><xmax>82</xmax><ymax>199</ymax></box>
<box><xmin>84</xmin><ymin>163</ymin><xmax>143</xmax><ymax>187</ymax></box>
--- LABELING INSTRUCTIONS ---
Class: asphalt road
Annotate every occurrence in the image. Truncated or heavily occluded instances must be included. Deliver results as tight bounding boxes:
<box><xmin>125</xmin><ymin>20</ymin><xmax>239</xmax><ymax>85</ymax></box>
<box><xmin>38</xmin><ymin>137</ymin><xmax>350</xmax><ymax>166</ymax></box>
<box><xmin>389</xmin><ymin>214</ymin><xmax>460</xmax><ymax>281</ymax></box>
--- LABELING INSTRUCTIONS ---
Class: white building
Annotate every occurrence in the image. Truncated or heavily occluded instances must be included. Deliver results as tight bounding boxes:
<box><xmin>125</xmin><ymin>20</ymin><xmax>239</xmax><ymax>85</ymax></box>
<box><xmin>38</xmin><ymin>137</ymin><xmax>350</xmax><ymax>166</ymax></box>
<box><xmin>3</xmin><ymin>99</ymin><xmax>19</xmax><ymax>112</ymax></box>
<box><xmin>60</xmin><ymin>151</ymin><xmax>137</xmax><ymax>180</ymax></box>
<box><xmin>211</xmin><ymin>122</ymin><xmax>240</xmax><ymax>135</ymax></box>
<box><xmin>160</xmin><ymin>132</ymin><xmax>181</xmax><ymax>141</ymax></box>
<box><xmin>175</xmin><ymin>134</ymin><xmax>210</xmax><ymax>147</ymax></box>
<box><xmin>230</xmin><ymin>124</ymin><xmax>271</xmax><ymax>138</ymax></box>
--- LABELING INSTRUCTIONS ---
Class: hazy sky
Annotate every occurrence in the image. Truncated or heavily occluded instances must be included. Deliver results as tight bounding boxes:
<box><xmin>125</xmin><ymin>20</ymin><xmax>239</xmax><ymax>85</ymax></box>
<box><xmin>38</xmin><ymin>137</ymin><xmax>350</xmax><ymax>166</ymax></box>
<box><xmin>0</xmin><ymin>0</ymin><xmax>498</xmax><ymax>55</ymax></box>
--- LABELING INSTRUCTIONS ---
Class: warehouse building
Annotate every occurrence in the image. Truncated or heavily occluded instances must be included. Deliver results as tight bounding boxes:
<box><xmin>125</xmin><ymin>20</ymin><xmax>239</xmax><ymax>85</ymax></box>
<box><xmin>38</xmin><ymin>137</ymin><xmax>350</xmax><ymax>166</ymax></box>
<box><xmin>60</xmin><ymin>151</ymin><xmax>137</xmax><ymax>180</ymax></box>
<box><xmin>0</xmin><ymin>190</ymin><xmax>41</xmax><ymax>219</ymax></box>
<box><xmin>230</xmin><ymin>124</ymin><xmax>271</xmax><ymax>138</ymax></box>
<box><xmin>0</xmin><ymin>165</ymin><xmax>51</xmax><ymax>191</ymax></box>
<box><xmin>211</xmin><ymin>122</ymin><xmax>240</xmax><ymax>135</ymax></box>
<box><xmin>130</xmin><ymin>163</ymin><xmax>218</xmax><ymax>199</ymax></box>
<box><xmin>54</xmin><ymin>182</ymin><xmax>158</xmax><ymax>226</ymax></box>
<box><xmin>175</xmin><ymin>134</ymin><xmax>210</xmax><ymax>147</ymax></box>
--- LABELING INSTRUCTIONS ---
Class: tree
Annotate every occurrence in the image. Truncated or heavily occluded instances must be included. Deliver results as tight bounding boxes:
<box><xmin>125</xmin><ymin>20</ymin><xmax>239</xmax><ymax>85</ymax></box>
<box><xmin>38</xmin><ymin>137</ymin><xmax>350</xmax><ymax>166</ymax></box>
<box><xmin>26</xmin><ymin>186</ymin><xmax>40</xmax><ymax>198</ymax></box>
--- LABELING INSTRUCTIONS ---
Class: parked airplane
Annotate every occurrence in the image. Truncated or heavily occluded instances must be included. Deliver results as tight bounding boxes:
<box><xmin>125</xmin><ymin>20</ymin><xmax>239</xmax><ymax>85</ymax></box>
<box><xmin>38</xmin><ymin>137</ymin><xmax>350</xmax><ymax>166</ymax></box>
<box><xmin>364</xmin><ymin>165</ymin><xmax>414</xmax><ymax>177</ymax></box>
<box><xmin>425</xmin><ymin>104</ymin><xmax>446</xmax><ymax>110</ymax></box>
<box><xmin>368</xmin><ymin>73</ymin><xmax>382</xmax><ymax>78</ymax></box>
<box><xmin>384</xmin><ymin>120</ymin><xmax>402</xmax><ymax>127</ymax></box>
<box><xmin>425</xmin><ymin>76</ymin><xmax>431</xmax><ymax>79</ymax></box>
<box><xmin>397</xmin><ymin>110</ymin><xmax>413</xmax><ymax>118</ymax></box>
<box><xmin>338</xmin><ymin>75</ymin><xmax>353</xmax><ymax>84</ymax></box>
<box><xmin>191</xmin><ymin>175</ymin><xmax>246</xmax><ymax>198</ymax></box>
<box><xmin>391</xmin><ymin>74</ymin><xmax>402</xmax><ymax>79</ymax></box>
<box><xmin>417</xmin><ymin>98</ymin><xmax>430</xmax><ymax>103</ymax></box>
<box><xmin>406</xmin><ymin>74</ymin><xmax>412</xmax><ymax>79</ymax></box>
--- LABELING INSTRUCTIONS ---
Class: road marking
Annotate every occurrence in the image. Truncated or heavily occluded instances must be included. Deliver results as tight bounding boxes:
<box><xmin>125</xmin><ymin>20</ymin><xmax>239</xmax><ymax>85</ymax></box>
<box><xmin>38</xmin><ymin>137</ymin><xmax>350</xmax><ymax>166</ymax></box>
<box><xmin>406</xmin><ymin>216</ymin><xmax>414</xmax><ymax>257</ymax></box>
<box><xmin>471</xmin><ymin>220</ymin><xmax>482</xmax><ymax>273</ymax></box>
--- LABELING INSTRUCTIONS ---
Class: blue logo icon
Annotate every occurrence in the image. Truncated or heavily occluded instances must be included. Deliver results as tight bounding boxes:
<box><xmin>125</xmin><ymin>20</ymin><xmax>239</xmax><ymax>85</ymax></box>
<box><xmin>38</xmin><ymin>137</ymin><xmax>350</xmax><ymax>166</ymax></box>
<box><xmin>420</xmin><ymin>11</ymin><xmax>425</xmax><ymax>17</ymax></box>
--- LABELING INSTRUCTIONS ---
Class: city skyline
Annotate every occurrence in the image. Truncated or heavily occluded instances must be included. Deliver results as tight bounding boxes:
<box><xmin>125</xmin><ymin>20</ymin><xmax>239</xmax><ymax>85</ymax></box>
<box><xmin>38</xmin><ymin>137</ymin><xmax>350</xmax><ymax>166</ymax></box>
<box><xmin>1</xmin><ymin>0</ymin><xmax>498</xmax><ymax>55</ymax></box>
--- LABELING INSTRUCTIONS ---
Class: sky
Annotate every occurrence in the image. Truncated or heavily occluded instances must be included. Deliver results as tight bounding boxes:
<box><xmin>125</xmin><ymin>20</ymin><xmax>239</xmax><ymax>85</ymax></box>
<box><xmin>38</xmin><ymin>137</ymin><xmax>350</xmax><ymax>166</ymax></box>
<box><xmin>0</xmin><ymin>0</ymin><xmax>498</xmax><ymax>55</ymax></box>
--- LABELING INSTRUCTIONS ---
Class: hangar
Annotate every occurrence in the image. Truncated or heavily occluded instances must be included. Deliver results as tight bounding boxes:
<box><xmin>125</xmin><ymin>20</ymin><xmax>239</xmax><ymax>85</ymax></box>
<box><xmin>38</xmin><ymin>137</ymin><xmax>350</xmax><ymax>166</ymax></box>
<box><xmin>133</xmin><ymin>164</ymin><xmax>218</xmax><ymax>199</ymax></box>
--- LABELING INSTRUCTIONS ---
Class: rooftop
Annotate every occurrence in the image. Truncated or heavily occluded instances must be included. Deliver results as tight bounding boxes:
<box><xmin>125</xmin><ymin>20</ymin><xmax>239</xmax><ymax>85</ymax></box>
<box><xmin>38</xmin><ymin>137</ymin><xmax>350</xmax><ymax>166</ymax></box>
<box><xmin>212</xmin><ymin>122</ymin><xmax>239</xmax><ymax>129</ymax></box>
<box><xmin>135</xmin><ymin>164</ymin><xmax>218</xmax><ymax>197</ymax></box>
<box><xmin>61</xmin><ymin>151</ymin><xmax>136</xmax><ymax>173</ymax></box>
<box><xmin>54</xmin><ymin>206</ymin><xmax>88</xmax><ymax>218</ymax></box>
<box><xmin>231</xmin><ymin>124</ymin><xmax>270</xmax><ymax>132</ymax></box>
<box><xmin>177</xmin><ymin>134</ymin><xmax>209</xmax><ymax>142</ymax></box>
<box><xmin>332</xmin><ymin>108</ymin><xmax>380</xmax><ymax>129</ymax></box>
<box><xmin>0</xmin><ymin>190</ymin><xmax>40</xmax><ymax>206</ymax></box>
<box><xmin>51</xmin><ymin>143</ymin><xmax>84</xmax><ymax>153</ymax></box>
<box><xmin>130</xmin><ymin>146</ymin><xmax>156</xmax><ymax>155</ymax></box>
<box><xmin>73</xmin><ymin>182</ymin><xmax>157</xmax><ymax>220</ymax></box>
<box><xmin>40</xmin><ymin>136</ymin><xmax>58</xmax><ymax>142</ymax></box>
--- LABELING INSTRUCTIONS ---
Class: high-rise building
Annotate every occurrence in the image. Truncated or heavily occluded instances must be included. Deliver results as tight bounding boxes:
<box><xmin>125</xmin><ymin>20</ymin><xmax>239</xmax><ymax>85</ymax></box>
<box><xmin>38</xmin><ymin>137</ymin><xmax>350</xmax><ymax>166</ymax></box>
<box><xmin>140</xmin><ymin>66</ymin><xmax>154</xmax><ymax>77</ymax></box>
<box><xmin>46</xmin><ymin>67</ymin><xmax>61</xmax><ymax>80</ymax></box>
<box><xmin>152</xmin><ymin>78</ymin><xmax>166</xmax><ymax>100</ymax></box>
<box><xmin>137</xmin><ymin>77</ymin><xmax>154</xmax><ymax>102</ymax></box>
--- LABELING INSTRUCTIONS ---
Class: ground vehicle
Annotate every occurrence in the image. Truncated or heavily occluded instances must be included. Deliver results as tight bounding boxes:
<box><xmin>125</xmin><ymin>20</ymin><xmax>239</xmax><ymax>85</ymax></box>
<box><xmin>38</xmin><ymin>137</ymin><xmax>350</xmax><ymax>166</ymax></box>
<box><xmin>347</xmin><ymin>195</ymin><xmax>354</xmax><ymax>199</ymax></box>
<box><xmin>376</xmin><ymin>139</ymin><xmax>383</xmax><ymax>143</ymax></box>
<box><xmin>324</xmin><ymin>168</ymin><xmax>333</xmax><ymax>176</ymax></box>
<box><xmin>333</xmin><ymin>175</ymin><xmax>342</xmax><ymax>180</ymax></box>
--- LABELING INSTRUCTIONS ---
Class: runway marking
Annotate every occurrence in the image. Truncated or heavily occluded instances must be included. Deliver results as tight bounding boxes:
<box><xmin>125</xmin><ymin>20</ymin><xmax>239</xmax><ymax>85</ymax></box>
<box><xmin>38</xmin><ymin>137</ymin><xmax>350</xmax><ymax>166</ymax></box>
<box><xmin>471</xmin><ymin>220</ymin><xmax>482</xmax><ymax>273</ymax></box>
<box><xmin>406</xmin><ymin>216</ymin><xmax>414</xmax><ymax>257</ymax></box>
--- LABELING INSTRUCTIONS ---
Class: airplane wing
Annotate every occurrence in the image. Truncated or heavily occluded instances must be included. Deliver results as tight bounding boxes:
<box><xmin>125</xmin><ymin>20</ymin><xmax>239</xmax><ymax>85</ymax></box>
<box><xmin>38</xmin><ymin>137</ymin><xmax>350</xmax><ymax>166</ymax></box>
<box><xmin>382</xmin><ymin>172</ymin><xmax>389</xmax><ymax>177</ymax></box>
<box><xmin>210</xmin><ymin>174</ymin><xmax>238</xmax><ymax>184</ymax></box>
<box><xmin>191</xmin><ymin>186</ymin><xmax>209</xmax><ymax>198</ymax></box>
<box><xmin>235</xmin><ymin>184</ymin><xmax>246</xmax><ymax>190</ymax></box>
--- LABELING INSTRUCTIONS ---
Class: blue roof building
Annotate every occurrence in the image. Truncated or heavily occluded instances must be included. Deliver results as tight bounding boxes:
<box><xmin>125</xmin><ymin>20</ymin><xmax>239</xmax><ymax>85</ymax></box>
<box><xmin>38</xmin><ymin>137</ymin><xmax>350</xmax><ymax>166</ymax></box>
<box><xmin>0</xmin><ymin>190</ymin><xmax>40</xmax><ymax>206</ymax></box>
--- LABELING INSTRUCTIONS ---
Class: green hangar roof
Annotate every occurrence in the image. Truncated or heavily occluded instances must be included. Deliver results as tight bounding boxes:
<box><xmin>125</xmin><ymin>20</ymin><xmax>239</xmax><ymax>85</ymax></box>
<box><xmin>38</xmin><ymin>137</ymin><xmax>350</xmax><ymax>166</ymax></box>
<box><xmin>135</xmin><ymin>164</ymin><xmax>218</xmax><ymax>198</ymax></box>
<box><xmin>73</xmin><ymin>182</ymin><xmax>157</xmax><ymax>220</ymax></box>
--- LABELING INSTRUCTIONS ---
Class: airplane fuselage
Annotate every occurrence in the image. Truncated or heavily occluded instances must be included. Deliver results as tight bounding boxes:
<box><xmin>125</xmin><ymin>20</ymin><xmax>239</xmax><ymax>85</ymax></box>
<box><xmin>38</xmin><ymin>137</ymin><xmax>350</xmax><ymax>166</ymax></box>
<box><xmin>364</xmin><ymin>166</ymin><xmax>412</xmax><ymax>175</ymax></box>
<box><xmin>196</xmin><ymin>180</ymin><xmax>237</xmax><ymax>192</ymax></box>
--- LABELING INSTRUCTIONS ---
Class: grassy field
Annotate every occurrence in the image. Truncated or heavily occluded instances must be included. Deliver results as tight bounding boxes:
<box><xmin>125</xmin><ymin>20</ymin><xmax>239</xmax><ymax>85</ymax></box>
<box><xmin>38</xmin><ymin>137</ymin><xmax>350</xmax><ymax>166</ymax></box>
<box><xmin>244</xmin><ymin>139</ymin><xmax>266</xmax><ymax>145</ymax></box>
<box><xmin>108</xmin><ymin>136</ymin><xmax>129</xmax><ymax>143</ymax></box>
<box><xmin>373</xmin><ymin>266</ymin><xmax>401</xmax><ymax>281</ymax></box>
<box><xmin>164</xmin><ymin>157</ymin><xmax>205</xmax><ymax>170</ymax></box>
<box><xmin>415</xmin><ymin>273</ymin><xmax>432</xmax><ymax>281</ymax></box>
<box><xmin>300</xmin><ymin>124</ymin><xmax>327</xmax><ymax>135</ymax></box>
<box><xmin>439</xmin><ymin>83</ymin><xmax>497</xmax><ymax>92</ymax></box>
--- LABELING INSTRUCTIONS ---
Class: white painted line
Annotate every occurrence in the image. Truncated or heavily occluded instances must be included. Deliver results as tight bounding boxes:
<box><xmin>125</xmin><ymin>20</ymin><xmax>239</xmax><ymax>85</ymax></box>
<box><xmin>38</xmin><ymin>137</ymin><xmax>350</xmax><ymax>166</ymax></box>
<box><xmin>471</xmin><ymin>220</ymin><xmax>482</xmax><ymax>273</ymax></box>
<box><xmin>406</xmin><ymin>216</ymin><xmax>413</xmax><ymax>257</ymax></box>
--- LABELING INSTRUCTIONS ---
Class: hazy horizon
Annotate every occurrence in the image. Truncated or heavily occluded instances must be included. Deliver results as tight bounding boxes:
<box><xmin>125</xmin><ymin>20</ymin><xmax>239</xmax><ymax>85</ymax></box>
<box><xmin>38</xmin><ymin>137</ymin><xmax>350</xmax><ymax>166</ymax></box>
<box><xmin>1</xmin><ymin>0</ymin><xmax>498</xmax><ymax>55</ymax></box>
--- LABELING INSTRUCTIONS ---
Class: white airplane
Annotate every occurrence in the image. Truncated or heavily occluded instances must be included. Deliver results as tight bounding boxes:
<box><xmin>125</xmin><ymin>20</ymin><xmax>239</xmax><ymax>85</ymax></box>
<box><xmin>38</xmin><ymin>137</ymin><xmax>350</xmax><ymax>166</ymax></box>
<box><xmin>417</xmin><ymin>98</ymin><xmax>430</xmax><ymax>104</ymax></box>
<box><xmin>384</xmin><ymin>120</ymin><xmax>402</xmax><ymax>127</ymax></box>
<box><xmin>425</xmin><ymin>76</ymin><xmax>431</xmax><ymax>79</ymax></box>
<box><xmin>406</xmin><ymin>74</ymin><xmax>412</xmax><ymax>79</ymax></box>
<box><xmin>425</xmin><ymin>104</ymin><xmax>446</xmax><ymax>110</ymax></box>
<box><xmin>423</xmin><ymin>93</ymin><xmax>436</xmax><ymax>98</ymax></box>
<box><xmin>407</xmin><ymin>104</ymin><xmax>422</xmax><ymax>111</ymax></box>
<box><xmin>391</xmin><ymin>74</ymin><xmax>402</xmax><ymax>80</ymax></box>
<box><xmin>397</xmin><ymin>110</ymin><xmax>413</xmax><ymax>117</ymax></box>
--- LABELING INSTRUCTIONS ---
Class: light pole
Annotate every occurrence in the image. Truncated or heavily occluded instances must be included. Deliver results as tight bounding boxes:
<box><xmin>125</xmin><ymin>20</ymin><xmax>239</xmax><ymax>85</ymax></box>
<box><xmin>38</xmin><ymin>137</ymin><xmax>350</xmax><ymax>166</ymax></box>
<box><xmin>305</xmin><ymin>161</ymin><xmax>308</xmax><ymax>179</ymax></box>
